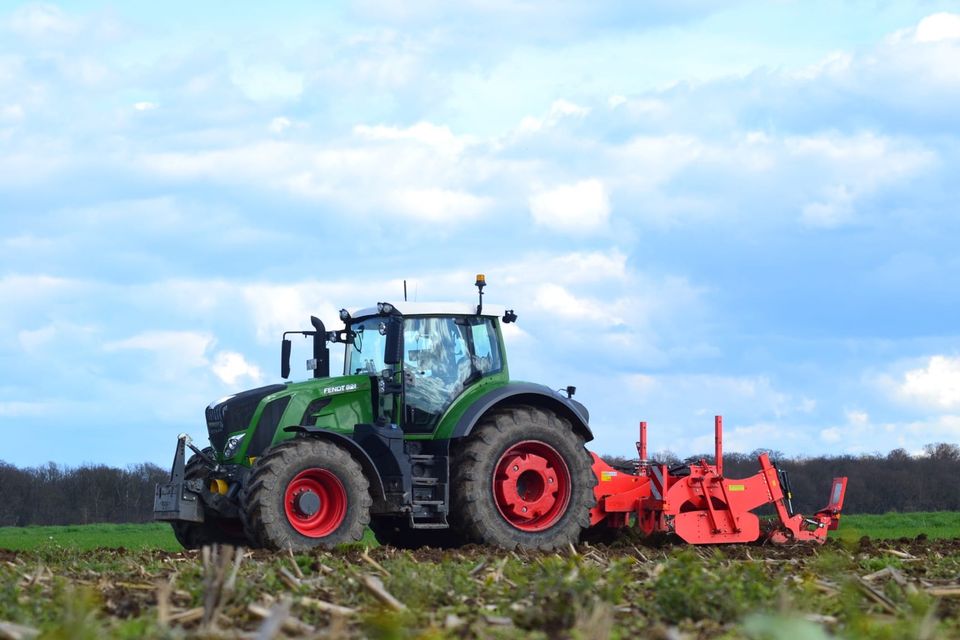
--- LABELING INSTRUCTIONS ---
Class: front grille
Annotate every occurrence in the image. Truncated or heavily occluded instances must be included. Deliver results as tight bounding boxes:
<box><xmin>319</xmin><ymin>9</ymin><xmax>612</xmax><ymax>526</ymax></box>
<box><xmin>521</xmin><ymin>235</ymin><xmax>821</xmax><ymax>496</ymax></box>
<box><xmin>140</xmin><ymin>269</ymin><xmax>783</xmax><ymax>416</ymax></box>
<box><xmin>247</xmin><ymin>396</ymin><xmax>292</xmax><ymax>457</ymax></box>
<box><xmin>206</xmin><ymin>384</ymin><xmax>285</xmax><ymax>453</ymax></box>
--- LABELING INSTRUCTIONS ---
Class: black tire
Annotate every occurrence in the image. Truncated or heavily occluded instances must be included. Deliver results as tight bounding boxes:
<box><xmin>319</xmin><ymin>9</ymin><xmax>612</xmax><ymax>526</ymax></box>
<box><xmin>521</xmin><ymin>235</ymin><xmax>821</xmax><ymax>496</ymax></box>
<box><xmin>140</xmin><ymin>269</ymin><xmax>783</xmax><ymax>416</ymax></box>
<box><xmin>369</xmin><ymin>516</ymin><xmax>461</xmax><ymax>549</ymax></box>
<box><xmin>241</xmin><ymin>439</ymin><xmax>372</xmax><ymax>551</ymax></box>
<box><xmin>451</xmin><ymin>405</ymin><xmax>596</xmax><ymax>550</ymax></box>
<box><xmin>170</xmin><ymin>454</ymin><xmax>248</xmax><ymax>549</ymax></box>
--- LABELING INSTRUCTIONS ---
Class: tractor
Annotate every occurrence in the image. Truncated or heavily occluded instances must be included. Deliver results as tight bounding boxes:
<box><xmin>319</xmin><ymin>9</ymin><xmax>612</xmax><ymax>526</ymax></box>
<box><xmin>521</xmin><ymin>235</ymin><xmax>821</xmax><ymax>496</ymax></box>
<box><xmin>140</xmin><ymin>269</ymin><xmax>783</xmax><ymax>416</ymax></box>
<box><xmin>156</xmin><ymin>275</ymin><xmax>596</xmax><ymax>550</ymax></box>
<box><xmin>155</xmin><ymin>275</ymin><xmax>846</xmax><ymax>550</ymax></box>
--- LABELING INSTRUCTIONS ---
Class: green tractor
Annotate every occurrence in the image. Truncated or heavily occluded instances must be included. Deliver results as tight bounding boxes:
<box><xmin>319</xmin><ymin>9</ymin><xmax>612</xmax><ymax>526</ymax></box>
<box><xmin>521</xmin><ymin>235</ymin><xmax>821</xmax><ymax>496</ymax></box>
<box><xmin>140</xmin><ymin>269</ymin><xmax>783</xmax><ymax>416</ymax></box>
<box><xmin>155</xmin><ymin>276</ymin><xmax>596</xmax><ymax>550</ymax></box>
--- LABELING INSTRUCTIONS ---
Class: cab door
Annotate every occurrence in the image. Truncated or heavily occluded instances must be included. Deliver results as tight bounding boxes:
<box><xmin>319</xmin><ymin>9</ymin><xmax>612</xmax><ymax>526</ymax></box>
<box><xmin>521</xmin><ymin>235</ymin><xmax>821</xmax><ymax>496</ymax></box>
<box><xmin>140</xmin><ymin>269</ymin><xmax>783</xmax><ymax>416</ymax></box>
<box><xmin>400</xmin><ymin>315</ymin><xmax>505</xmax><ymax>434</ymax></box>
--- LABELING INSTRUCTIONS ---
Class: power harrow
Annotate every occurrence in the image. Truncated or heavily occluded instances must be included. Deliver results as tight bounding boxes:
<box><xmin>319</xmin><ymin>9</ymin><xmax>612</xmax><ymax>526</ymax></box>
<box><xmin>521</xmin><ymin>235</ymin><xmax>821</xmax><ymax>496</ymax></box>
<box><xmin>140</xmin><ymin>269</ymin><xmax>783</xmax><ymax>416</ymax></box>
<box><xmin>590</xmin><ymin>416</ymin><xmax>847</xmax><ymax>544</ymax></box>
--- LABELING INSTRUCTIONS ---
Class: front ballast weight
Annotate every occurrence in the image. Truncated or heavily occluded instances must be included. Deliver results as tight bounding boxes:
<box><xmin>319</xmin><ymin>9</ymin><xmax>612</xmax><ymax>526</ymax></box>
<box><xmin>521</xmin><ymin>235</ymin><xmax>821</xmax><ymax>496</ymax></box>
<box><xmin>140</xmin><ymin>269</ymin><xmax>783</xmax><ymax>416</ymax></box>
<box><xmin>589</xmin><ymin>416</ymin><xmax>848</xmax><ymax>545</ymax></box>
<box><xmin>154</xmin><ymin>434</ymin><xmax>206</xmax><ymax>524</ymax></box>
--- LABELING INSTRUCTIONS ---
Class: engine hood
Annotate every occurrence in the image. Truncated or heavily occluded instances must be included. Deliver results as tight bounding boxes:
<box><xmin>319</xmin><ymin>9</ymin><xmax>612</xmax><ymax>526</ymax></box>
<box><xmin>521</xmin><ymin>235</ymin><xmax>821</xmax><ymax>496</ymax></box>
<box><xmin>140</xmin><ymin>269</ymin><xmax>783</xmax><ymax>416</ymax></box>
<box><xmin>205</xmin><ymin>384</ymin><xmax>285</xmax><ymax>453</ymax></box>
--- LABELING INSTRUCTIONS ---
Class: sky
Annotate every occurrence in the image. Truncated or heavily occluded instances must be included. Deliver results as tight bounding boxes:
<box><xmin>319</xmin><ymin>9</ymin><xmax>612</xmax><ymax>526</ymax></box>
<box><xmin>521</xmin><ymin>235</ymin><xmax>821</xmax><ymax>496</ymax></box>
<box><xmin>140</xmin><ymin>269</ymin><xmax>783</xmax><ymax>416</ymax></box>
<box><xmin>2</xmin><ymin>1</ymin><xmax>960</xmax><ymax>467</ymax></box>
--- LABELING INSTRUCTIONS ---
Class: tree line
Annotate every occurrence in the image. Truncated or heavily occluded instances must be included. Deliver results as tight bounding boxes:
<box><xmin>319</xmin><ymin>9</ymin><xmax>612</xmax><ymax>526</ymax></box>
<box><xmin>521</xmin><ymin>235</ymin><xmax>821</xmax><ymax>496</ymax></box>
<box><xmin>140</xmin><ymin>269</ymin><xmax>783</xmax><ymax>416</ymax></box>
<box><xmin>0</xmin><ymin>461</ymin><xmax>167</xmax><ymax>527</ymax></box>
<box><xmin>0</xmin><ymin>443</ymin><xmax>958</xmax><ymax>527</ymax></box>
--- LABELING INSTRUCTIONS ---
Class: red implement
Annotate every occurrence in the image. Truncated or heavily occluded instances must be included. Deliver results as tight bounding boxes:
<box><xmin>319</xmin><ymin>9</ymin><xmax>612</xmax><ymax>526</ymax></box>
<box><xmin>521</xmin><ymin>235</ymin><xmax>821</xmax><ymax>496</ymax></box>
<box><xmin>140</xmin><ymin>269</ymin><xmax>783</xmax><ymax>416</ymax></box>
<box><xmin>589</xmin><ymin>416</ymin><xmax>847</xmax><ymax>545</ymax></box>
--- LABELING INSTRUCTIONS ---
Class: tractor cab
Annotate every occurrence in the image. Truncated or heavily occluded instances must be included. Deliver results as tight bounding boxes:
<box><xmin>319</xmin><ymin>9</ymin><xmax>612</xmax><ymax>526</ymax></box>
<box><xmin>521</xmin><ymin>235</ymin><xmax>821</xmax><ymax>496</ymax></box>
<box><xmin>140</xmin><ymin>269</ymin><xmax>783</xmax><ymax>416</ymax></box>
<box><xmin>343</xmin><ymin>303</ymin><xmax>509</xmax><ymax>434</ymax></box>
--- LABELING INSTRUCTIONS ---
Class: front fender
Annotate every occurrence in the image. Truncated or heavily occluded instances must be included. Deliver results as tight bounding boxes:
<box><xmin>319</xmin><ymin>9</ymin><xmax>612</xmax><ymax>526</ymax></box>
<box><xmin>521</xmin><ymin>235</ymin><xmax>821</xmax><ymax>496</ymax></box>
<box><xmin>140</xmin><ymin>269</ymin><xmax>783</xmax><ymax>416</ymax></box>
<box><xmin>283</xmin><ymin>426</ymin><xmax>387</xmax><ymax>502</ymax></box>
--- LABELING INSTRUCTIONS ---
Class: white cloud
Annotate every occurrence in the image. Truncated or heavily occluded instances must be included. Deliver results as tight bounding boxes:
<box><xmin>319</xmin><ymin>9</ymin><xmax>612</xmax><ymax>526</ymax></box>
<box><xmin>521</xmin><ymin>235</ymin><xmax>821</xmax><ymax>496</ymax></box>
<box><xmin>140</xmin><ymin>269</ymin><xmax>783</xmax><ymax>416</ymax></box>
<box><xmin>268</xmin><ymin>116</ymin><xmax>292</xmax><ymax>133</ymax></box>
<box><xmin>801</xmin><ymin>184</ymin><xmax>854</xmax><ymax>228</ymax></box>
<box><xmin>529</xmin><ymin>179</ymin><xmax>610</xmax><ymax>233</ymax></box>
<box><xmin>788</xmin><ymin>133</ymin><xmax>935</xmax><ymax>228</ymax></box>
<box><xmin>104</xmin><ymin>330</ymin><xmax>214</xmax><ymax>369</ymax></box>
<box><xmin>626</xmin><ymin>373</ymin><xmax>780</xmax><ymax>402</ymax></box>
<box><xmin>0</xmin><ymin>401</ymin><xmax>51</xmax><ymax>417</ymax></box>
<box><xmin>501</xmin><ymin>251</ymin><xmax>628</xmax><ymax>286</ymax></box>
<box><xmin>354</xmin><ymin>122</ymin><xmax>470</xmax><ymax>155</ymax></box>
<box><xmin>897</xmin><ymin>355</ymin><xmax>960</xmax><ymax>410</ymax></box>
<box><xmin>696</xmin><ymin>421</ymin><xmax>792</xmax><ymax>456</ymax></box>
<box><xmin>133</xmin><ymin>101</ymin><xmax>157</xmax><ymax>111</ymax></box>
<box><xmin>622</xmin><ymin>372</ymin><xmax>809</xmax><ymax>431</ymax></box>
<box><xmin>613</xmin><ymin>135</ymin><xmax>704</xmax><ymax>191</ymax></box>
<box><xmin>391</xmin><ymin>188</ymin><xmax>489</xmax><ymax>221</ymax></box>
<box><xmin>903</xmin><ymin>414</ymin><xmax>960</xmax><ymax>441</ymax></box>
<box><xmin>533</xmin><ymin>284</ymin><xmax>596</xmax><ymax>322</ymax></box>
<box><xmin>0</xmin><ymin>274</ymin><xmax>79</xmax><ymax>303</ymax></box>
<box><xmin>137</xmin><ymin>132</ymin><xmax>486</xmax><ymax>221</ymax></box>
<box><xmin>241</xmin><ymin>283</ymin><xmax>339</xmax><ymax>343</ymax></box>
<box><xmin>824</xmin><ymin>414</ymin><xmax>960</xmax><ymax>455</ymax></box>
<box><xmin>211</xmin><ymin>351</ymin><xmax>263</xmax><ymax>385</ymax></box>
<box><xmin>8</xmin><ymin>4</ymin><xmax>78</xmax><ymax>38</ymax></box>
<box><xmin>846</xmin><ymin>409</ymin><xmax>869</xmax><ymax>426</ymax></box>
<box><xmin>517</xmin><ymin>99</ymin><xmax>589</xmax><ymax>133</ymax></box>
<box><xmin>1</xmin><ymin>104</ymin><xmax>23</xmax><ymax>121</ymax></box>
<box><xmin>820</xmin><ymin>427</ymin><xmax>842</xmax><ymax>444</ymax></box>
<box><xmin>914</xmin><ymin>13</ymin><xmax>960</xmax><ymax>43</ymax></box>
<box><xmin>792</xmin><ymin>51</ymin><xmax>853</xmax><ymax>81</ymax></box>
<box><xmin>231</xmin><ymin>63</ymin><xmax>304</xmax><ymax>102</ymax></box>
<box><xmin>16</xmin><ymin>322</ymin><xmax>95</xmax><ymax>353</ymax></box>
<box><xmin>607</xmin><ymin>94</ymin><xmax>627</xmax><ymax>108</ymax></box>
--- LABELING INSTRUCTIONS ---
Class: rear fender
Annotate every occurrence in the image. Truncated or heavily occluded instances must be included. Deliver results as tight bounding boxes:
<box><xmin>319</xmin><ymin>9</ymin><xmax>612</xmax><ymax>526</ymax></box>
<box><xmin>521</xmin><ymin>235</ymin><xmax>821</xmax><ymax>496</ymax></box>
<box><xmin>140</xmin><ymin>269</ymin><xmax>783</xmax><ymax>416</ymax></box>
<box><xmin>450</xmin><ymin>383</ymin><xmax>594</xmax><ymax>442</ymax></box>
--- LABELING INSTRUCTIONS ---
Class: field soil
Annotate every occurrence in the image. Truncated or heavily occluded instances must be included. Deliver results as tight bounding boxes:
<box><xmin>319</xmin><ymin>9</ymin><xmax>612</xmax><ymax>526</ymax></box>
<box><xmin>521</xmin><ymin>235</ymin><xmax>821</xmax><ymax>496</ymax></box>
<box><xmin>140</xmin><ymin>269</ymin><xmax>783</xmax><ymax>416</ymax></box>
<box><xmin>2</xmin><ymin>534</ymin><xmax>960</xmax><ymax>639</ymax></box>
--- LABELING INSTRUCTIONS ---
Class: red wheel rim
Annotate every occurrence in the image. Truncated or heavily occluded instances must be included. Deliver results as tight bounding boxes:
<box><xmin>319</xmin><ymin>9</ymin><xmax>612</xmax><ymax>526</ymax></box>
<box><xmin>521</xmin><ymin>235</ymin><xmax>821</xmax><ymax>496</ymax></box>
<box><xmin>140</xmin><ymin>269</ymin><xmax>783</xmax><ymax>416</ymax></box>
<box><xmin>284</xmin><ymin>468</ymin><xmax>347</xmax><ymax>538</ymax></box>
<box><xmin>492</xmin><ymin>440</ymin><xmax>572</xmax><ymax>532</ymax></box>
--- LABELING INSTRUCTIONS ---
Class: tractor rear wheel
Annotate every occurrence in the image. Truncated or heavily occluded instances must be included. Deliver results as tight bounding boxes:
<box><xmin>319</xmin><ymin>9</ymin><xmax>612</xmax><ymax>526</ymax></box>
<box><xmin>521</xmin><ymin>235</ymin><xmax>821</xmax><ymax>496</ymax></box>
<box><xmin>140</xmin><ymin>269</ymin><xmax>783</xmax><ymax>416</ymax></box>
<box><xmin>170</xmin><ymin>453</ymin><xmax>248</xmax><ymax>549</ymax></box>
<box><xmin>240</xmin><ymin>439</ymin><xmax>371</xmax><ymax>551</ymax></box>
<box><xmin>451</xmin><ymin>405</ymin><xmax>596</xmax><ymax>550</ymax></box>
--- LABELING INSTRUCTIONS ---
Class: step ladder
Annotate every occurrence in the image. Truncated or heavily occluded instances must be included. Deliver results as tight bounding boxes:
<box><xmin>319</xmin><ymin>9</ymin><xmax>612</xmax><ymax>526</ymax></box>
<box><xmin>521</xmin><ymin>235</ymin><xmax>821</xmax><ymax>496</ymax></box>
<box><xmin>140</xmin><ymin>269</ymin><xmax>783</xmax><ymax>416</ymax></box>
<box><xmin>408</xmin><ymin>453</ymin><xmax>449</xmax><ymax>529</ymax></box>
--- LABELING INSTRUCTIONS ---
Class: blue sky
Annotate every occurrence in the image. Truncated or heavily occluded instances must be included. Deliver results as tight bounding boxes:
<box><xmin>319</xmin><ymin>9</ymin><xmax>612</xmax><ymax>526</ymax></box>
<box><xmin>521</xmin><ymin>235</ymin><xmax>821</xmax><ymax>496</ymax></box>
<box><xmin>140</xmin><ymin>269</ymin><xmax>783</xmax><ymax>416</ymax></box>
<box><xmin>2</xmin><ymin>1</ymin><xmax>960</xmax><ymax>467</ymax></box>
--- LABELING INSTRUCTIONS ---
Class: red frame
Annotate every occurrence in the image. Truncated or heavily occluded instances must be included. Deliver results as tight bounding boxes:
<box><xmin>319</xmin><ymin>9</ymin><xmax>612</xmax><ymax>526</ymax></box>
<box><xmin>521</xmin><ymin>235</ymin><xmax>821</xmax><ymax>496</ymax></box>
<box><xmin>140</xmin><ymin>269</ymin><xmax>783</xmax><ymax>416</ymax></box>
<box><xmin>589</xmin><ymin>416</ymin><xmax>847</xmax><ymax>545</ymax></box>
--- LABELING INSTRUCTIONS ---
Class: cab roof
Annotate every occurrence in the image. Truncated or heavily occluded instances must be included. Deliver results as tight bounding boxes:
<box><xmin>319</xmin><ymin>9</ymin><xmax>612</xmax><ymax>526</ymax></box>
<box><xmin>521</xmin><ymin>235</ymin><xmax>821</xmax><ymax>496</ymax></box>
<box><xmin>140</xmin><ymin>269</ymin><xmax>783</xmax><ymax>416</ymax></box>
<box><xmin>351</xmin><ymin>301</ymin><xmax>506</xmax><ymax>319</ymax></box>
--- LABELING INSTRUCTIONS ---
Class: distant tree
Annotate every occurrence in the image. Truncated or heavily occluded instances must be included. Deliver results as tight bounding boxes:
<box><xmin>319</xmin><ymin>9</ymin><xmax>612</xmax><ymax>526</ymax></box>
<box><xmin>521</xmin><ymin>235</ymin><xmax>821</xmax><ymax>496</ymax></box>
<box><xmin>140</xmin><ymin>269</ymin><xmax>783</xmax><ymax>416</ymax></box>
<box><xmin>0</xmin><ymin>460</ymin><xmax>168</xmax><ymax>527</ymax></box>
<box><xmin>2</xmin><ymin>443</ymin><xmax>960</xmax><ymax>527</ymax></box>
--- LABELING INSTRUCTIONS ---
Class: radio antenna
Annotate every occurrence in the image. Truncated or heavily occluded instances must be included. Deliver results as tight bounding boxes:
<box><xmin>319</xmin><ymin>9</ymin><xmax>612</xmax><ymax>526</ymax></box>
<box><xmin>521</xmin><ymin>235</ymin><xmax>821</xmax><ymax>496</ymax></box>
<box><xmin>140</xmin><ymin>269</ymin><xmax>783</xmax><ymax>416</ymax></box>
<box><xmin>403</xmin><ymin>280</ymin><xmax>408</xmax><ymax>302</ymax></box>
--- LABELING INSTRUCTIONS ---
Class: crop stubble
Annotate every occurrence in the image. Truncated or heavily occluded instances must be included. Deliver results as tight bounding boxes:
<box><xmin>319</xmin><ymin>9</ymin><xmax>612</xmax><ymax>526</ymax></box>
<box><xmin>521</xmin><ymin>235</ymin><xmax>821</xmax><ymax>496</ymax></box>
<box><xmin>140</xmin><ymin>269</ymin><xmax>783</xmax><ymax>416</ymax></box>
<box><xmin>1</xmin><ymin>536</ymin><xmax>960</xmax><ymax>639</ymax></box>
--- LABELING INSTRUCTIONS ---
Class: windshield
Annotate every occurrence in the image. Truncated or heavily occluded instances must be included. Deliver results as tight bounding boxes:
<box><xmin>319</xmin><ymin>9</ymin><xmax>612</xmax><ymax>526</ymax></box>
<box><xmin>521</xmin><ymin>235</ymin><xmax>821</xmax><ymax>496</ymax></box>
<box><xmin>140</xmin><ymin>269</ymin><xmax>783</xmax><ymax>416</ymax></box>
<box><xmin>345</xmin><ymin>317</ymin><xmax>390</xmax><ymax>375</ymax></box>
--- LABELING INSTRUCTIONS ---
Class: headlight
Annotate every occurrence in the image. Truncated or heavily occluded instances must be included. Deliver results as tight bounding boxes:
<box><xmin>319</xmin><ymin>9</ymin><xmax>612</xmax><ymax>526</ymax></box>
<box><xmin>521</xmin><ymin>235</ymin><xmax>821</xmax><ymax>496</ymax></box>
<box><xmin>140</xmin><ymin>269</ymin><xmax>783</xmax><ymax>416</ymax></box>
<box><xmin>223</xmin><ymin>433</ymin><xmax>246</xmax><ymax>458</ymax></box>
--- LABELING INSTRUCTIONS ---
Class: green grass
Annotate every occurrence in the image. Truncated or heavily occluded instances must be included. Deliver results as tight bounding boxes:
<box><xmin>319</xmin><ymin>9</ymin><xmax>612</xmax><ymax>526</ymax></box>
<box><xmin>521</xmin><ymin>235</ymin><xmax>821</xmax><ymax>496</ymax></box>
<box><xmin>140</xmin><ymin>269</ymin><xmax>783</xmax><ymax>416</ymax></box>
<box><xmin>0</xmin><ymin>522</ymin><xmax>180</xmax><ymax>552</ymax></box>
<box><xmin>830</xmin><ymin>511</ymin><xmax>960</xmax><ymax>542</ymax></box>
<box><xmin>0</xmin><ymin>511</ymin><xmax>956</xmax><ymax>552</ymax></box>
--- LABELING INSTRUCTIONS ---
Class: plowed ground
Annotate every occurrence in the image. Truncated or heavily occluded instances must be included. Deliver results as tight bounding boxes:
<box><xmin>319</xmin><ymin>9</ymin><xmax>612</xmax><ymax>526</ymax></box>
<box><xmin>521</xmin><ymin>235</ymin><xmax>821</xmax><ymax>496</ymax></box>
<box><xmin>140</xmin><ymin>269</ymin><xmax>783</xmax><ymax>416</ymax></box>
<box><xmin>2</xmin><ymin>535</ymin><xmax>960</xmax><ymax>639</ymax></box>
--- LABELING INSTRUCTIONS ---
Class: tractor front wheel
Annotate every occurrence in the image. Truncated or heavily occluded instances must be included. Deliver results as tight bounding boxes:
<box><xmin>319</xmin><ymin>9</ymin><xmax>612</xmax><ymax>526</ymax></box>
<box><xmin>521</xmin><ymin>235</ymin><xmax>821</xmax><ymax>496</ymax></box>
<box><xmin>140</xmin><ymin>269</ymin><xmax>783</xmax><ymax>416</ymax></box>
<box><xmin>451</xmin><ymin>405</ymin><xmax>596</xmax><ymax>550</ymax></box>
<box><xmin>241</xmin><ymin>439</ymin><xmax>371</xmax><ymax>550</ymax></box>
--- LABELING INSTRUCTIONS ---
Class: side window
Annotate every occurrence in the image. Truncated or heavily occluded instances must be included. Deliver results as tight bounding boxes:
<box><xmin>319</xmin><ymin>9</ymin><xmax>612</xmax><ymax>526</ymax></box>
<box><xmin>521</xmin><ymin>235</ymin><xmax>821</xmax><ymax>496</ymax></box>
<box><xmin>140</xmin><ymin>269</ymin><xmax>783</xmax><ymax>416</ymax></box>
<box><xmin>403</xmin><ymin>317</ymin><xmax>467</xmax><ymax>385</ymax></box>
<box><xmin>401</xmin><ymin>316</ymin><xmax>502</xmax><ymax>433</ymax></box>
<box><xmin>469</xmin><ymin>319</ymin><xmax>502</xmax><ymax>375</ymax></box>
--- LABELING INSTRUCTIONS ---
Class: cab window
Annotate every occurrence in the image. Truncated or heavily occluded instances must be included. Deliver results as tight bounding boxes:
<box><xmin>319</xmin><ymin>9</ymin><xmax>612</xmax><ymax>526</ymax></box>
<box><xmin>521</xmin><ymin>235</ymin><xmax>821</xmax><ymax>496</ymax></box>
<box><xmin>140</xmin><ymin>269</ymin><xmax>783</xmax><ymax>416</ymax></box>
<box><xmin>402</xmin><ymin>315</ymin><xmax>502</xmax><ymax>433</ymax></box>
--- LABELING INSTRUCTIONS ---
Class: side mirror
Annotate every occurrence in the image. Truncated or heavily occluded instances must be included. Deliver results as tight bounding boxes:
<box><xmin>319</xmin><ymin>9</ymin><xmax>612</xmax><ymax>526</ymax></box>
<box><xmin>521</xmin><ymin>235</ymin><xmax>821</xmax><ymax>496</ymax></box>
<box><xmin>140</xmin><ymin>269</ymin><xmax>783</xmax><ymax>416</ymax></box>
<box><xmin>281</xmin><ymin>338</ymin><xmax>292</xmax><ymax>379</ymax></box>
<box><xmin>384</xmin><ymin>319</ymin><xmax>403</xmax><ymax>365</ymax></box>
